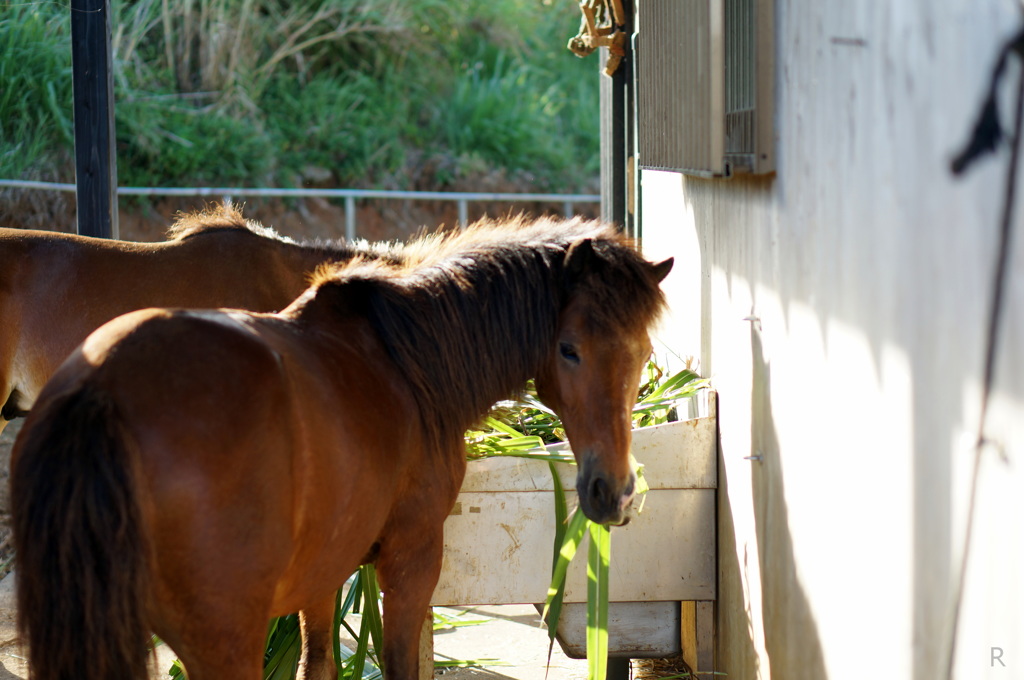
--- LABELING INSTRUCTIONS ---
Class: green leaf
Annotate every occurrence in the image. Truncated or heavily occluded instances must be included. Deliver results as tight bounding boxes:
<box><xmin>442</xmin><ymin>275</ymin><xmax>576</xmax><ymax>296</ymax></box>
<box><xmin>262</xmin><ymin>615</ymin><xmax>301</xmax><ymax>680</ymax></box>
<box><xmin>359</xmin><ymin>565</ymin><xmax>385</xmax><ymax>669</ymax></box>
<box><xmin>333</xmin><ymin>585</ymin><xmax>349</xmax><ymax>678</ymax></box>
<box><xmin>541</xmin><ymin>509</ymin><xmax>589</xmax><ymax>624</ymax></box>
<box><xmin>549</xmin><ymin>461</ymin><xmax>570</xmax><ymax>556</ymax></box>
<box><xmin>543</xmin><ymin>460</ymin><xmax>571</xmax><ymax>668</ymax></box>
<box><xmin>434</xmin><ymin>658</ymin><xmax>508</xmax><ymax>668</ymax></box>
<box><xmin>344</xmin><ymin>610</ymin><xmax>371</xmax><ymax>680</ymax></box>
<box><xmin>630</xmin><ymin>454</ymin><xmax>650</xmax><ymax>514</ymax></box>
<box><xmin>586</xmin><ymin>523</ymin><xmax>610</xmax><ymax>680</ymax></box>
<box><xmin>433</xmin><ymin>610</ymin><xmax>489</xmax><ymax>630</ymax></box>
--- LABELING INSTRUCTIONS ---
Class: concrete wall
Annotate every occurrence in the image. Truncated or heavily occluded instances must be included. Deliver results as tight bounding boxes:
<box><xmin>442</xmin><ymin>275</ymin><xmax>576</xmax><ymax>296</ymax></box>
<box><xmin>638</xmin><ymin>2</ymin><xmax>1024</xmax><ymax>679</ymax></box>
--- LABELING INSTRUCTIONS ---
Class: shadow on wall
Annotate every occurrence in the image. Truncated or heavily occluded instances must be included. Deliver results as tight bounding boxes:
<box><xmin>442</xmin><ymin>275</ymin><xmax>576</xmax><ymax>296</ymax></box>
<box><xmin>716</xmin><ymin>428</ymin><xmax>764</xmax><ymax>678</ymax></box>
<box><xmin>713</xmin><ymin>324</ymin><xmax>828</xmax><ymax>680</ymax></box>
<box><xmin>749</xmin><ymin>326</ymin><xmax>828</xmax><ymax>679</ymax></box>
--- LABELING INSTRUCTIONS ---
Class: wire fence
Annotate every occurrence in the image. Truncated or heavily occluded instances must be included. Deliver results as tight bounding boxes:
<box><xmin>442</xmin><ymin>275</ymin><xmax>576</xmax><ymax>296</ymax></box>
<box><xmin>0</xmin><ymin>179</ymin><xmax>601</xmax><ymax>240</ymax></box>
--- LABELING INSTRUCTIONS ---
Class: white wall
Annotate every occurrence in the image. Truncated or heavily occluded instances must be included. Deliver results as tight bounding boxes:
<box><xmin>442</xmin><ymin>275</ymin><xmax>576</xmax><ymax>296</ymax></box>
<box><xmin>640</xmin><ymin>3</ymin><xmax>1024</xmax><ymax>679</ymax></box>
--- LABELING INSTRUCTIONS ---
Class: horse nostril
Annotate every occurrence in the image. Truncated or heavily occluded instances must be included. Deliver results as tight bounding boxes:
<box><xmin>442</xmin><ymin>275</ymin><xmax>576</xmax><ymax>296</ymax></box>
<box><xmin>581</xmin><ymin>472</ymin><xmax>634</xmax><ymax>525</ymax></box>
<box><xmin>589</xmin><ymin>475</ymin><xmax>612</xmax><ymax>508</ymax></box>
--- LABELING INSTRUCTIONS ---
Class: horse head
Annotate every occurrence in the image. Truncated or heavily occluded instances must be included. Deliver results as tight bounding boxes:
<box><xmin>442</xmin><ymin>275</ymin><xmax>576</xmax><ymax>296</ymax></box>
<box><xmin>535</xmin><ymin>238</ymin><xmax>673</xmax><ymax>526</ymax></box>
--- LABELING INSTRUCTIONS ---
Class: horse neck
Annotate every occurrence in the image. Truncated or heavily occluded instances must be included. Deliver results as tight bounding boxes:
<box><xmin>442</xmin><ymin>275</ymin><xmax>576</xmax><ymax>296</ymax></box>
<box><xmin>380</xmin><ymin>255</ymin><xmax>564</xmax><ymax>443</ymax></box>
<box><xmin>305</xmin><ymin>251</ymin><xmax>564</xmax><ymax>448</ymax></box>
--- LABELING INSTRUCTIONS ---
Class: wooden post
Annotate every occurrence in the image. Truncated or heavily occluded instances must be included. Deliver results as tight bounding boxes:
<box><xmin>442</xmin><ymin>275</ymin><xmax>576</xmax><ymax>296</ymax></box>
<box><xmin>680</xmin><ymin>600</ymin><xmax>715</xmax><ymax>674</ymax></box>
<box><xmin>71</xmin><ymin>0</ymin><xmax>119</xmax><ymax>239</ymax></box>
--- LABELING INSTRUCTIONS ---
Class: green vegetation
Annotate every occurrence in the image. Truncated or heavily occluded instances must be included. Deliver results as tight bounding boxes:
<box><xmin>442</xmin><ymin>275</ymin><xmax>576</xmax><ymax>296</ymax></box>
<box><xmin>0</xmin><ymin>0</ymin><xmax>600</xmax><ymax>193</ymax></box>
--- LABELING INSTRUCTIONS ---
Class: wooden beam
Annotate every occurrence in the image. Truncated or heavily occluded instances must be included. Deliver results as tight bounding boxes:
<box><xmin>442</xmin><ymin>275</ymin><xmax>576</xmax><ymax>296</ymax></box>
<box><xmin>71</xmin><ymin>0</ymin><xmax>119</xmax><ymax>238</ymax></box>
<box><xmin>681</xmin><ymin>600</ymin><xmax>715</xmax><ymax>674</ymax></box>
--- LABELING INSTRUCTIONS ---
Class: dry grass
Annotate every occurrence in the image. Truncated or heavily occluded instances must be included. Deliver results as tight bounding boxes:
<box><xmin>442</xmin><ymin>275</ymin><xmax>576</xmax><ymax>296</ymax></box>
<box><xmin>114</xmin><ymin>0</ymin><xmax>409</xmax><ymax>107</ymax></box>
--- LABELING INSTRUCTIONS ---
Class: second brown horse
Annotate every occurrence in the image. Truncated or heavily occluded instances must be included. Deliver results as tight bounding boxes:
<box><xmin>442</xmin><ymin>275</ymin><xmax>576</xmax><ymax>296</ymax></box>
<box><xmin>0</xmin><ymin>204</ymin><xmax>386</xmax><ymax>432</ymax></box>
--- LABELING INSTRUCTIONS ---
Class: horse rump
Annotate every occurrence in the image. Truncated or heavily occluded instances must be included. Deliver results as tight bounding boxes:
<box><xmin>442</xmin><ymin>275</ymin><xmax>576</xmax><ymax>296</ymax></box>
<box><xmin>11</xmin><ymin>383</ymin><xmax>151</xmax><ymax>680</ymax></box>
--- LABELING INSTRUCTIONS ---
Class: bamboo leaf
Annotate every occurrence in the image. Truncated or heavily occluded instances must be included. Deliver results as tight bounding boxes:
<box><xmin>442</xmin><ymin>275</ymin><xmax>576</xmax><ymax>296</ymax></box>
<box><xmin>541</xmin><ymin>509</ymin><xmax>588</xmax><ymax>623</ymax></box>
<box><xmin>344</xmin><ymin>611</ymin><xmax>371</xmax><ymax>680</ymax></box>
<box><xmin>262</xmin><ymin>615</ymin><xmax>301</xmax><ymax>680</ymax></box>
<box><xmin>641</xmin><ymin>369</ymin><xmax>704</xmax><ymax>401</ymax></box>
<box><xmin>549</xmin><ymin>462</ymin><xmax>569</xmax><ymax>553</ymax></box>
<box><xmin>360</xmin><ymin>565</ymin><xmax>384</xmax><ymax>668</ymax></box>
<box><xmin>434</xmin><ymin>658</ymin><xmax>508</xmax><ymax>668</ymax></box>
<box><xmin>482</xmin><ymin>416</ymin><xmax>526</xmax><ymax>437</ymax></box>
<box><xmin>544</xmin><ymin>460</ymin><xmax>572</xmax><ymax>671</ymax></box>
<box><xmin>586</xmin><ymin>523</ymin><xmax>610</xmax><ymax>680</ymax></box>
<box><xmin>433</xmin><ymin>610</ymin><xmax>489</xmax><ymax>630</ymax></box>
<box><xmin>487</xmin><ymin>449</ymin><xmax>575</xmax><ymax>464</ymax></box>
<box><xmin>333</xmin><ymin>578</ymin><xmax>363</xmax><ymax>679</ymax></box>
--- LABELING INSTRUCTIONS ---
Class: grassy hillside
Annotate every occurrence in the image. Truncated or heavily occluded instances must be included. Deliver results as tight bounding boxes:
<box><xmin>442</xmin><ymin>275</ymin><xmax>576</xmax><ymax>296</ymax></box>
<box><xmin>0</xmin><ymin>0</ymin><xmax>600</xmax><ymax>199</ymax></box>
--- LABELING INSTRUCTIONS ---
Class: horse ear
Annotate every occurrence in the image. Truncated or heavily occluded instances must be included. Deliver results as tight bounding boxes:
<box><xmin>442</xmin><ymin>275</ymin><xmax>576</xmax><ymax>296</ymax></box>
<box><xmin>650</xmin><ymin>257</ymin><xmax>674</xmax><ymax>283</ymax></box>
<box><xmin>565</xmin><ymin>238</ymin><xmax>596</xmax><ymax>282</ymax></box>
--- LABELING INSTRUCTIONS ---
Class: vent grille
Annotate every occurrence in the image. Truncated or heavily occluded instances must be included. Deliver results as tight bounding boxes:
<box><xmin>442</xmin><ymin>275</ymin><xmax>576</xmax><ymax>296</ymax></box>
<box><xmin>638</xmin><ymin>0</ymin><xmax>773</xmax><ymax>177</ymax></box>
<box><xmin>725</xmin><ymin>0</ymin><xmax>755</xmax><ymax>164</ymax></box>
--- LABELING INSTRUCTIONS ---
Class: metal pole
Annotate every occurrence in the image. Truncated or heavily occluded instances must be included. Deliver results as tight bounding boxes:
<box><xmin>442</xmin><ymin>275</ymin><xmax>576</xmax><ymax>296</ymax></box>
<box><xmin>345</xmin><ymin>196</ymin><xmax>356</xmax><ymax>240</ymax></box>
<box><xmin>599</xmin><ymin>0</ymin><xmax>633</xmax><ymax>234</ymax></box>
<box><xmin>457</xmin><ymin>200</ymin><xmax>468</xmax><ymax>228</ymax></box>
<box><xmin>71</xmin><ymin>0</ymin><xmax>118</xmax><ymax>238</ymax></box>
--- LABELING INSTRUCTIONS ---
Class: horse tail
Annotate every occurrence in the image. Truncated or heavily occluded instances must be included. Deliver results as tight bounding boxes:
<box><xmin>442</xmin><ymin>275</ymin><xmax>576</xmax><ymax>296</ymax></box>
<box><xmin>11</xmin><ymin>383</ymin><xmax>151</xmax><ymax>680</ymax></box>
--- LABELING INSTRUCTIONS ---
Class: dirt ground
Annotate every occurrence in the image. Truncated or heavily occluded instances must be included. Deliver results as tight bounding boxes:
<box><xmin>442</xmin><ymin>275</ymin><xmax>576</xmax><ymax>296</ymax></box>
<box><xmin>0</xmin><ymin>423</ymin><xmax>16</xmax><ymax>575</ymax></box>
<box><xmin>0</xmin><ymin>420</ymin><xmax>26</xmax><ymax>679</ymax></box>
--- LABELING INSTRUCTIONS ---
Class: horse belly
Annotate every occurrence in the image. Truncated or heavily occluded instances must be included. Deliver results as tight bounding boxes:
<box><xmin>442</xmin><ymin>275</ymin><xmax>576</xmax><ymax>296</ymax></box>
<box><xmin>266</xmin><ymin>364</ymin><xmax>418</xmax><ymax>613</ymax></box>
<box><xmin>267</xmin><ymin>437</ymin><xmax>407</xmax><ymax>615</ymax></box>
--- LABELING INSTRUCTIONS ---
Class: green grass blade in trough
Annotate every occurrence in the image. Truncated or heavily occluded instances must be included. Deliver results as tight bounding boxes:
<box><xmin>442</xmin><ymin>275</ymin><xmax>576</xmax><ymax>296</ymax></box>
<box><xmin>333</xmin><ymin>577</ymin><xmax>360</xmax><ymax>678</ymax></box>
<box><xmin>262</xmin><ymin>615</ymin><xmax>302</xmax><ymax>680</ymax></box>
<box><xmin>541</xmin><ymin>508</ymin><xmax>588</xmax><ymax>624</ymax></box>
<box><xmin>549</xmin><ymin>461</ymin><xmax>570</xmax><ymax>563</ymax></box>
<box><xmin>643</xmin><ymin>368</ymin><xmax>704</xmax><ymax>401</ymax></box>
<box><xmin>343</xmin><ymin>608</ymin><xmax>371</xmax><ymax>680</ymax></box>
<box><xmin>544</xmin><ymin>459</ymin><xmax>571</xmax><ymax>668</ymax></box>
<box><xmin>360</xmin><ymin>565</ymin><xmax>385</xmax><ymax>669</ymax></box>
<box><xmin>586</xmin><ymin>523</ymin><xmax>610</xmax><ymax>680</ymax></box>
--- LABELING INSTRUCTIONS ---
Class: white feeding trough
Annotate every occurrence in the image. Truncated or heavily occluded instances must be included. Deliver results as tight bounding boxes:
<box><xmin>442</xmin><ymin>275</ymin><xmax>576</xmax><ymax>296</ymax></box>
<box><xmin>432</xmin><ymin>390</ymin><xmax>718</xmax><ymax>670</ymax></box>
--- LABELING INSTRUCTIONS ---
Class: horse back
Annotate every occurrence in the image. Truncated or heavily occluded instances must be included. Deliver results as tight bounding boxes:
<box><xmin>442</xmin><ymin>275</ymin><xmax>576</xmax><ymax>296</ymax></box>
<box><xmin>0</xmin><ymin>226</ymin><xmax>327</xmax><ymax>411</ymax></box>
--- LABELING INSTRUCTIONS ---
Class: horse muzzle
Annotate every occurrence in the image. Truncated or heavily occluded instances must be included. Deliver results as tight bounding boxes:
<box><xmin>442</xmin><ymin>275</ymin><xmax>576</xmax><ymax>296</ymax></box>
<box><xmin>576</xmin><ymin>464</ymin><xmax>636</xmax><ymax>527</ymax></box>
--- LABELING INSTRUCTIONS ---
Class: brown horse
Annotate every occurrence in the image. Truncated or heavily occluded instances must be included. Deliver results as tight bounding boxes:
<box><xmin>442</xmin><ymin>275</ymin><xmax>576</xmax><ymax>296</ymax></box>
<box><xmin>0</xmin><ymin>204</ymin><xmax>392</xmax><ymax>433</ymax></box>
<box><xmin>11</xmin><ymin>216</ymin><xmax>672</xmax><ymax>680</ymax></box>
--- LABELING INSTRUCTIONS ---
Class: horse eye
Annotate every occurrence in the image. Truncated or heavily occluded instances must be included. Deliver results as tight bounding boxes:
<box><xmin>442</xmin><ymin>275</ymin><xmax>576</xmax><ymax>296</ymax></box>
<box><xmin>559</xmin><ymin>342</ymin><xmax>580</xmax><ymax>365</ymax></box>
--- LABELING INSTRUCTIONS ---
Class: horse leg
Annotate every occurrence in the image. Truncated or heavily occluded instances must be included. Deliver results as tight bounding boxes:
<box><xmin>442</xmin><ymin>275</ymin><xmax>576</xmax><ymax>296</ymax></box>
<box><xmin>375</xmin><ymin>523</ymin><xmax>444</xmax><ymax>679</ymax></box>
<box><xmin>162</xmin><ymin>612</ymin><xmax>268</xmax><ymax>680</ymax></box>
<box><xmin>298</xmin><ymin>596</ymin><xmax>337</xmax><ymax>680</ymax></box>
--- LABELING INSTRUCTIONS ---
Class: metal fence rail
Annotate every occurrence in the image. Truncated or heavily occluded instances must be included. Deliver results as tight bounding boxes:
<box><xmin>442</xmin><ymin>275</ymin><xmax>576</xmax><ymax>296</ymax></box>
<box><xmin>0</xmin><ymin>179</ymin><xmax>600</xmax><ymax>240</ymax></box>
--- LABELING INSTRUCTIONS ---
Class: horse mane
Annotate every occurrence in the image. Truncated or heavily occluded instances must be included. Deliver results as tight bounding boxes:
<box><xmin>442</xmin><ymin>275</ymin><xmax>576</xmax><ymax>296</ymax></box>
<box><xmin>306</xmin><ymin>215</ymin><xmax>668</xmax><ymax>447</ymax></box>
<box><xmin>165</xmin><ymin>203</ymin><xmax>411</xmax><ymax>265</ymax></box>
<box><xmin>165</xmin><ymin>203</ymin><xmax>288</xmax><ymax>241</ymax></box>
